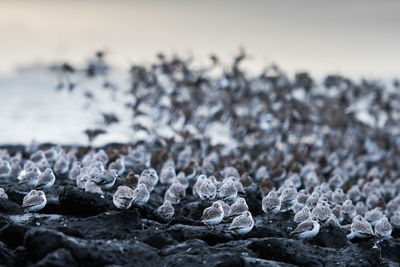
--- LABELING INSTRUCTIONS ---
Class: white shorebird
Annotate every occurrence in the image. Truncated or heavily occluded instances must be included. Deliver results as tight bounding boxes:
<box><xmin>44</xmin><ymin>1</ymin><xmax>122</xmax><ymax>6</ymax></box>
<box><xmin>262</xmin><ymin>191</ymin><xmax>281</xmax><ymax>213</ymax></box>
<box><xmin>22</xmin><ymin>190</ymin><xmax>47</xmax><ymax>213</ymax></box>
<box><xmin>290</xmin><ymin>216</ymin><xmax>320</xmax><ymax>239</ymax></box>
<box><xmin>113</xmin><ymin>185</ymin><xmax>135</xmax><ymax>209</ymax></box>
<box><xmin>229</xmin><ymin>211</ymin><xmax>254</xmax><ymax>235</ymax></box>
<box><xmin>157</xmin><ymin>200</ymin><xmax>175</xmax><ymax>220</ymax></box>
<box><xmin>201</xmin><ymin>202</ymin><xmax>224</xmax><ymax>226</ymax></box>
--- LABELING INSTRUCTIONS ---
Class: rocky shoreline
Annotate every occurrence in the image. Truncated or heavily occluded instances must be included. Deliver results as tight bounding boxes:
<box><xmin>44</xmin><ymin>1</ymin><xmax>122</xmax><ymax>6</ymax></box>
<box><xmin>1</xmin><ymin>144</ymin><xmax>399</xmax><ymax>267</ymax></box>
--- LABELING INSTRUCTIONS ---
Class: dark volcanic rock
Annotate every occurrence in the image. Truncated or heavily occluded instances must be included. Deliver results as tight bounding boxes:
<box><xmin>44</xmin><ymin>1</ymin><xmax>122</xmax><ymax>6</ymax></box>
<box><xmin>59</xmin><ymin>186</ymin><xmax>115</xmax><ymax>217</ymax></box>
<box><xmin>247</xmin><ymin>237</ymin><xmax>380</xmax><ymax>267</ymax></box>
<box><xmin>314</xmin><ymin>224</ymin><xmax>348</xmax><ymax>248</ymax></box>
<box><xmin>24</xmin><ymin>228</ymin><xmax>162</xmax><ymax>266</ymax></box>
<box><xmin>0</xmin><ymin>219</ymin><xmax>28</xmax><ymax>249</ymax></box>
<box><xmin>0</xmin><ymin>198</ymin><xmax>23</xmax><ymax>214</ymax></box>
<box><xmin>34</xmin><ymin>248</ymin><xmax>77</xmax><ymax>267</ymax></box>
<box><xmin>0</xmin><ymin>241</ymin><xmax>15</xmax><ymax>267</ymax></box>
<box><xmin>167</xmin><ymin>224</ymin><xmax>232</xmax><ymax>245</ymax></box>
<box><xmin>65</xmin><ymin>209</ymin><xmax>142</xmax><ymax>239</ymax></box>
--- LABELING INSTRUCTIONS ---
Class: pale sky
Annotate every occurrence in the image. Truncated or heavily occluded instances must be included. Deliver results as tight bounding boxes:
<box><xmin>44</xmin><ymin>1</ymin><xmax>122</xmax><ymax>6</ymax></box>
<box><xmin>0</xmin><ymin>0</ymin><xmax>399</xmax><ymax>77</ymax></box>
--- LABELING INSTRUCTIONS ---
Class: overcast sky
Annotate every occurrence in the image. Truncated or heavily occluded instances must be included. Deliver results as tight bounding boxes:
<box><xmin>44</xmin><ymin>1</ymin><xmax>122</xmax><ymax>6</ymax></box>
<box><xmin>0</xmin><ymin>0</ymin><xmax>399</xmax><ymax>77</ymax></box>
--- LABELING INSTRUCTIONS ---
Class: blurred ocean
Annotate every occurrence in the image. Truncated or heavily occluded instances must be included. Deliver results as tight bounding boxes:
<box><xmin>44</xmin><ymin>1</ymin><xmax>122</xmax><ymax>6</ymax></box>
<box><xmin>0</xmin><ymin>70</ymin><xmax>133</xmax><ymax>145</ymax></box>
<box><xmin>0</xmin><ymin>0</ymin><xmax>399</xmax><ymax>145</ymax></box>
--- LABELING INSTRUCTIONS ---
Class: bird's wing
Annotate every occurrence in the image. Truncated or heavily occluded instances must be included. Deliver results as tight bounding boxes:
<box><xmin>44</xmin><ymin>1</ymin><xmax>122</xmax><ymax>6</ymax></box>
<box><xmin>290</xmin><ymin>221</ymin><xmax>314</xmax><ymax>235</ymax></box>
<box><xmin>22</xmin><ymin>195</ymin><xmax>44</xmax><ymax>208</ymax></box>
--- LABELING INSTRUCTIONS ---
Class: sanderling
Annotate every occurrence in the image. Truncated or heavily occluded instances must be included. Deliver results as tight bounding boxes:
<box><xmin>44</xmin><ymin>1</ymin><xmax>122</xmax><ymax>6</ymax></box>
<box><xmin>113</xmin><ymin>185</ymin><xmax>135</xmax><ymax>209</ymax></box>
<box><xmin>19</xmin><ymin>167</ymin><xmax>41</xmax><ymax>186</ymax></box>
<box><xmin>147</xmin><ymin>168</ymin><xmax>159</xmax><ymax>187</ymax></box>
<box><xmin>332</xmin><ymin>188</ymin><xmax>347</xmax><ymax>205</ymax></box>
<box><xmin>227</xmin><ymin>176</ymin><xmax>245</xmax><ymax>194</ymax></box>
<box><xmin>88</xmin><ymin>161</ymin><xmax>106</xmax><ymax>177</ymax></box>
<box><xmin>219</xmin><ymin>179</ymin><xmax>238</xmax><ymax>202</ymax></box>
<box><xmin>201</xmin><ymin>158</ymin><xmax>215</xmax><ymax>176</ymax></box>
<box><xmin>177</xmin><ymin>146</ymin><xmax>192</xmax><ymax>169</ymax></box>
<box><xmin>182</xmin><ymin>161</ymin><xmax>197</xmax><ymax>181</ymax></box>
<box><xmin>160</xmin><ymin>165</ymin><xmax>176</xmax><ymax>184</ymax></box>
<box><xmin>311</xmin><ymin>199</ymin><xmax>332</xmax><ymax>224</ymax></box>
<box><xmin>240</xmin><ymin>172</ymin><xmax>253</xmax><ymax>187</ymax></box>
<box><xmin>216</xmin><ymin>200</ymin><xmax>231</xmax><ymax>218</ymax></box>
<box><xmin>229</xmin><ymin>211</ymin><xmax>254</xmax><ymax>235</ymax></box>
<box><xmin>157</xmin><ymin>200</ymin><xmax>174</xmax><ymax>220</ymax></box>
<box><xmin>294</xmin><ymin>206</ymin><xmax>310</xmax><ymax>223</ymax></box>
<box><xmin>303</xmin><ymin>171</ymin><xmax>320</xmax><ymax>191</ymax></box>
<box><xmin>36</xmin><ymin>159</ymin><xmax>50</xmax><ymax>173</ymax></box>
<box><xmin>0</xmin><ymin>188</ymin><xmax>8</xmax><ymax>199</ymax></box>
<box><xmin>328</xmin><ymin>173</ymin><xmax>344</xmax><ymax>190</ymax></box>
<box><xmin>279</xmin><ymin>186</ymin><xmax>297</xmax><ymax>211</ymax></box>
<box><xmin>84</xmin><ymin>180</ymin><xmax>104</xmax><ymax>195</ymax></box>
<box><xmin>109</xmin><ymin>158</ymin><xmax>125</xmax><ymax>176</ymax></box>
<box><xmin>209</xmin><ymin>176</ymin><xmax>222</xmax><ymax>191</ymax></box>
<box><xmin>76</xmin><ymin>173</ymin><xmax>90</xmax><ymax>189</ymax></box>
<box><xmin>364</xmin><ymin>207</ymin><xmax>384</xmax><ymax>226</ymax></box>
<box><xmin>93</xmin><ymin>149</ymin><xmax>108</xmax><ymax>165</ymax></box>
<box><xmin>341</xmin><ymin>199</ymin><xmax>356</xmax><ymax>221</ymax></box>
<box><xmin>132</xmin><ymin>184</ymin><xmax>150</xmax><ymax>205</ymax></box>
<box><xmin>124</xmin><ymin>170</ymin><xmax>139</xmax><ymax>188</ymax></box>
<box><xmin>374</xmin><ymin>217</ymin><xmax>392</xmax><ymax>238</ymax></box>
<box><xmin>54</xmin><ymin>156</ymin><xmax>69</xmax><ymax>175</ymax></box>
<box><xmin>222</xmin><ymin>166</ymin><xmax>240</xmax><ymax>179</ymax></box>
<box><xmin>201</xmin><ymin>201</ymin><xmax>224</xmax><ymax>226</ymax></box>
<box><xmin>390</xmin><ymin>211</ymin><xmax>400</xmax><ymax>229</ymax></box>
<box><xmin>168</xmin><ymin>181</ymin><xmax>186</xmax><ymax>199</ymax></box>
<box><xmin>255</xmin><ymin>165</ymin><xmax>269</xmax><ymax>181</ymax></box>
<box><xmin>44</xmin><ymin>147</ymin><xmax>59</xmax><ymax>163</ymax></box>
<box><xmin>35</xmin><ymin>168</ymin><xmax>56</xmax><ymax>189</ymax></box>
<box><xmin>347</xmin><ymin>185</ymin><xmax>361</xmax><ymax>202</ymax></box>
<box><xmin>347</xmin><ymin>215</ymin><xmax>374</xmax><ymax>240</ymax></box>
<box><xmin>138</xmin><ymin>174</ymin><xmax>155</xmax><ymax>192</ymax></box>
<box><xmin>386</xmin><ymin>198</ymin><xmax>400</xmax><ymax>216</ymax></box>
<box><xmin>305</xmin><ymin>192</ymin><xmax>320</xmax><ymax>209</ymax></box>
<box><xmin>331</xmin><ymin>204</ymin><xmax>343</xmax><ymax>223</ymax></box>
<box><xmin>174</xmin><ymin>172</ymin><xmax>189</xmax><ymax>189</ymax></box>
<box><xmin>296</xmin><ymin>189</ymin><xmax>310</xmax><ymax>206</ymax></box>
<box><xmin>198</xmin><ymin>179</ymin><xmax>217</xmax><ymax>201</ymax></box>
<box><xmin>9</xmin><ymin>158</ymin><xmax>22</xmax><ymax>179</ymax></box>
<box><xmin>69</xmin><ymin>161</ymin><xmax>82</xmax><ymax>181</ymax></box>
<box><xmin>287</xmin><ymin>173</ymin><xmax>302</xmax><ymax>189</ymax></box>
<box><xmin>259</xmin><ymin>177</ymin><xmax>274</xmax><ymax>198</ymax></box>
<box><xmin>366</xmin><ymin>191</ymin><xmax>384</xmax><ymax>210</ymax></box>
<box><xmin>228</xmin><ymin>197</ymin><xmax>249</xmax><ymax>217</ymax></box>
<box><xmin>290</xmin><ymin>216</ymin><xmax>320</xmax><ymax>239</ymax></box>
<box><xmin>91</xmin><ymin>170</ymin><xmax>117</xmax><ymax>189</ymax></box>
<box><xmin>30</xmin><ymin>150</ymin><xmax>46</xmax><ymax>163</ymax></box>
<box><xmin>262</xmin><ymin>190</ymin><xmax>281</xmax><ymax>213</ymax></box>
<box><xmin>355</xmin><ymin>201</ymin><xmax>368</xmax><ymax>217</ymax></box>
<box><xmin>22</xmin><ymin>190</ymin><xmax>47</xmax><ymax>213</ymax></box>
<box><xmin>0</xmin><ymin>160</ymin><xmax>11</xmax><ymax>178</ymax></box>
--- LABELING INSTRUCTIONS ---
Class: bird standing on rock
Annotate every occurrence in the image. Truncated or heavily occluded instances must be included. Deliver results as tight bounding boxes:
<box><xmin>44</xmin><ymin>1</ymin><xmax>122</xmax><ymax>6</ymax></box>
<box><xmin>113</xmin><ymin>185</ymin><xmax>135</xmax><ymax>209</ymax></box>
<box><xmin>132</xmin><ymin>184</ymin><xmax>150</xmax><ymax>205</ymax></box>
<box><xmin>201</xmin><ymin>202</ymin><xmax>224</xmax><ymax>226</ymax></box>
<box><xmin>157</xmin><ymin>200</ymin><xmax>175</xmax><ymax>220</ymax></box>
<box><xmin>22</xmin><ymin>190</ymin><xmax>47</xmax><ymax>213</ymax></box>
<box><xmin>91</xmin><ymin>169</ymin><xmax>117</xmax><ymax>189</ymax></box>
<box><xmin>0</xmin><ymin>160</ymin><xmax>11</xmax><ymax>178</ymax></box>
<box><xmin>290</xmin><ymin>216</ymin><xmax>320</xmax><ymax>239</ymax></box>
<box><xmin>35</xmin><ymin>168</ymin><xmax>56</xmax><ymax>189</ymax></box>
<box><xmin>262</xmin><ymin>191</ymin><xmax>281</xmax><ymax>213</ymax></box>
<box><xmin>229</xmin><ymin>211</ymin><xmax>254</xmax><ymax>234</ymax></box>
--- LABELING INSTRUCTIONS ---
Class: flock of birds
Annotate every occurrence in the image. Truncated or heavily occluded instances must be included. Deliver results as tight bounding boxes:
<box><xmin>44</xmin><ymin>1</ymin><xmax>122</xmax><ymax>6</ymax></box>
<box><xmin>1</xmin><ymin>53</ymin><xmax>400</xmax><ymax>245</ymax></box>
<box><xmin>1</xmin><ymin>139</ymin><xmax>399</xmax><ymax>240</ymax></box>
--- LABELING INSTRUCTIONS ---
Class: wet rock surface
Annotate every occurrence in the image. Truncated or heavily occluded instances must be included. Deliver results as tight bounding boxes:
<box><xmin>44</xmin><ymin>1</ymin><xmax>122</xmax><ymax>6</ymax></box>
<box><xmin>1</xmin><ymin>155</ymin><xmax>399</xmax><ymax>267</ymax></box>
